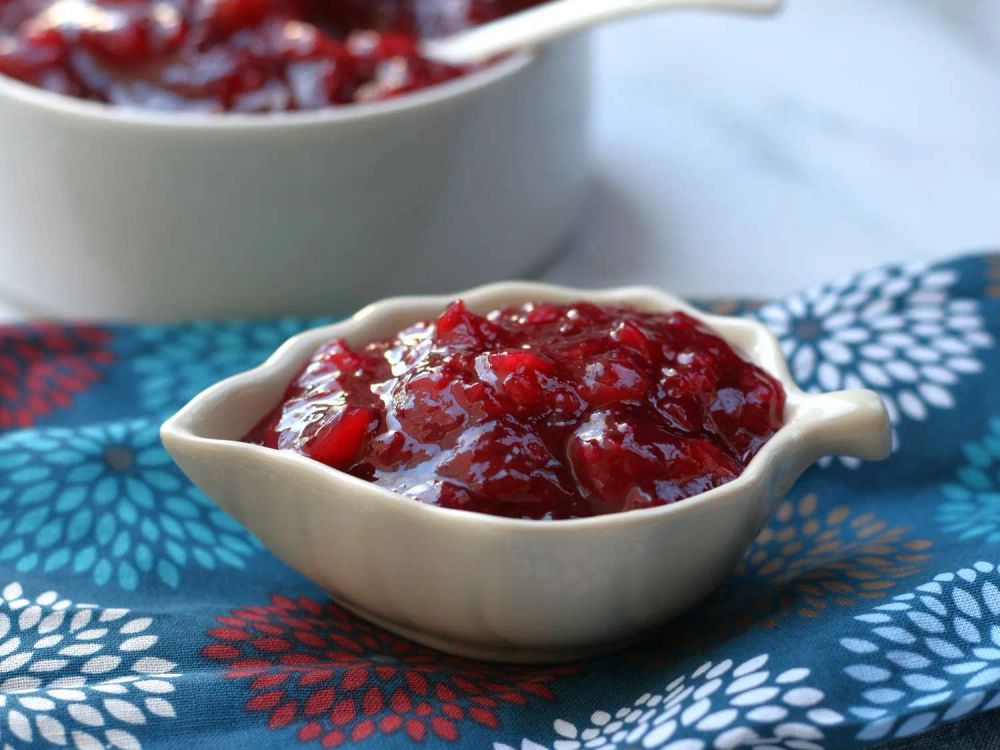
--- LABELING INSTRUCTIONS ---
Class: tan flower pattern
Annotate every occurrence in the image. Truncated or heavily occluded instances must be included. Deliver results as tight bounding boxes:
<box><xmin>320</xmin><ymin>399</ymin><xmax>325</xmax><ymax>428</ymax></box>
<box><xmin>694</xmin><ymin>495</ymin><xmax>934</xmax><ymax>635</ymax></box>
<box><xmin>738</xmin><ymin>495</ymin><xmax>933</xmax><ymax>625</ymax></box>
<box><xmin>987</xmin><ymin>253</ymin><xmax>1000</xmax><ymax>298</ymax></box>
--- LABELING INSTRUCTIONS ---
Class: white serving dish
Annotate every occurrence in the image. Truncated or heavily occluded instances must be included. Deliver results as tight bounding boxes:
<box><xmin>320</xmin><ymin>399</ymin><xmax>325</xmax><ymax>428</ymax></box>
<box><xmin>0</xmin><ymin>40</ymin><xmax>589</xmax><ymax>320</ymax></box>
<box><xmin>161</xmin><ymin>282</ymin><xmax>891</xmax><ymax>663</ymax></box>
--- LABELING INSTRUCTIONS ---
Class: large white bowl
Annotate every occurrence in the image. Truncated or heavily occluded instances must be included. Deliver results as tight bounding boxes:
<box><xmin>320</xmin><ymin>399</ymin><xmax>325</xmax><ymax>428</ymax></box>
<box><xmin>0</xmin><ymin>40</ymin><xmax>590</xmax><ymax>320</ymax></box>
<box><xmin>161</xmin><ymin>282</ymin><xmax>891</xmax><ymax>663</ymax></box>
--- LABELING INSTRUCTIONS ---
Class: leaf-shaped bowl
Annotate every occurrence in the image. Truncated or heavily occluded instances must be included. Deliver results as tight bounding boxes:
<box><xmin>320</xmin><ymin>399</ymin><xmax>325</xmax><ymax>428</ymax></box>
<box><xmin>161</xmin><ymin>282</ymin><xmax>891</xmax><ymax>663</ymax></box>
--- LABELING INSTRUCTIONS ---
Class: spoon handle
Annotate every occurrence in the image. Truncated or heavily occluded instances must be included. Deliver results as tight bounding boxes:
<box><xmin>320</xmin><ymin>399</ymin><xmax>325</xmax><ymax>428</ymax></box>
<box><xmin>422</xmin><ymin>0</ymin><xmax>782</xmax><ymax>66</ymax></box>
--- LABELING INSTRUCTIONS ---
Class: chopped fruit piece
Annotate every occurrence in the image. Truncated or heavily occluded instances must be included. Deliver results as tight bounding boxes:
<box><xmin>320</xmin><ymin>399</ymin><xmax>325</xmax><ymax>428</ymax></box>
<box><xmin>433</xmin><ymin>301</ymin><xmax>501</xmax><ymax>349</ymax></box>
<box><xmin>304</xmin><ymin>406</ymin><xmax>375</xmax><ymax>469</ymax></box>
<box><xmin>568</xmin><ymin>406</ymin><xmax>743</xmax><ymax>514</ymax></box>
<box><xmin>203</xmin><ymin>0</ymin><xmax>273</xmax><ymax>35</ymax></box>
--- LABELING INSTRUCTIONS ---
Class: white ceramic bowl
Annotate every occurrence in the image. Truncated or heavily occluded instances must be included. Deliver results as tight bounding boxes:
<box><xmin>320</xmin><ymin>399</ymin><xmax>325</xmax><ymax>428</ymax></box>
<box><xmin>0</xmin><ymin>40</ymin><xmax>590</xmax><ymax>320</ymax></box>
<box><xmin>161</xmin><ymin>282</ymin><xmax>891</xmax><ymax>663</ymax></box>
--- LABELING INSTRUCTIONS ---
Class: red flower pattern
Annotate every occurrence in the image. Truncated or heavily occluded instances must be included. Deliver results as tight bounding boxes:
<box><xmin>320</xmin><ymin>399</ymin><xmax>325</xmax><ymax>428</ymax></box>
<box><xmin>202</xmin><ymin>594</ymin><xmax>576</xmax><ymax>746</ymax></box>
<box><xmin>0</xmin><ymin>324</ymin><xmax>113</xmax><ymax>429</ymax></box>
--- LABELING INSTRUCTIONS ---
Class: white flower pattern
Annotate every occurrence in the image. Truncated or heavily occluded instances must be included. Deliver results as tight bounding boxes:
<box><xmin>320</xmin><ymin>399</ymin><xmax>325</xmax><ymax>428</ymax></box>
<box><xmin>495</xmin><ymin>655</ymin><xmax>843</xmax><ymax>750</ymax></box>
<box><xmin>840</xmin><ymin>560</ymin><xmax>1000</xmax><ymax>742</ymax></box>
<box><xmin>757</xmin><ymin>262</ymin><xmax>992</xmax><ymax>467</ymax></box>
<box><xmin>0</xmin><ymin>582</ymin><xmax>178</xmax><ymax>749</ymax></box>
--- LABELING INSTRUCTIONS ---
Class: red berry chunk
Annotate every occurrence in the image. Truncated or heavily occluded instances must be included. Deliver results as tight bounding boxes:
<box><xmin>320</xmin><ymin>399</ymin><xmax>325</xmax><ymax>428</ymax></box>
<box><xmin>568</xmin><ymin>406</ymin><xmax>743</xmax><ymax>514</ymax></box>
<box><xmin>244</xmin><ymin>301</ymin><xmax>785</xmax><ymax>519</ymax></box>
<box><xmin>303</xmin><ymin>406</ymin><xmax>376</xmax><ymax>470</ymax></box>
<box><xmin>434</xmin><ymin>301</ymin><xmax>502</xmax><ymax>349</ymax></box>
<box><xmin>435</xmin><ymin>418</ymin><xmax>583</xmax><ymax>518</ymax></box>
<box><xmin>0</xmin><ymin>0</ymin><xmax>546</xmax><ymax>111</ymax></box>
<box><xmin>202</xmin><ymin>0</ymin><xmax>273</xmax><ymax>36</ymax></box>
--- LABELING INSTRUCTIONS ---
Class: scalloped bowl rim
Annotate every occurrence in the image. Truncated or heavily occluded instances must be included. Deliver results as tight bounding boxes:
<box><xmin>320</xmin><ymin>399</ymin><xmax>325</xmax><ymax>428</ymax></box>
<box><xmin>0</xmin><ymin>49</ymin><xmax>532</xmax><ymax>129</ymax></box>
<box><xmin>159</xmin><ymin>281</ymin><xmax>836</xmax><ymax>533</ymax></box>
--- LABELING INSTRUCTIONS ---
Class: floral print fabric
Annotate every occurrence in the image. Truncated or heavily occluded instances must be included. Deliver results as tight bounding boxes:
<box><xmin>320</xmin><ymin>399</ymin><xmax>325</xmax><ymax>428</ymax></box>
<box><xmin>0</xmin><ymin>254</ymin><xmax>997</xmax><ymax>749</ymax></box>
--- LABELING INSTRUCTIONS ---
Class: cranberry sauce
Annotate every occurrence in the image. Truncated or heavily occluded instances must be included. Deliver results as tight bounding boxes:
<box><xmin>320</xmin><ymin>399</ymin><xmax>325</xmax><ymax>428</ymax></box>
<box><xmin>0</xmin><ymin>0</ymin><xmax>542</xmax><ymax>111</ymax></box>
<box><xmin>244</xmin><ymin>301</ymin><xmax>786</xmax><ymax>519</ymax></box>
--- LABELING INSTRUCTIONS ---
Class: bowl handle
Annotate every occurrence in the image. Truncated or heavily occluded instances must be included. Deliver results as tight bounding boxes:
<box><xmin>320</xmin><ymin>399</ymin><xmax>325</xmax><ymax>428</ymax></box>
<box><xmin>795</xmin><ymin>389</ymin><xmax>892</xmax><ymax>462</ymax></box>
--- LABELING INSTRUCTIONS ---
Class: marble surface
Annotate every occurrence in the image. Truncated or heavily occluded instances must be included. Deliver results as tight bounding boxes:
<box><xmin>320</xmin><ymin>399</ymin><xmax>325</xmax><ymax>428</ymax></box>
<box><xmin>541</xmin><ymin>0</ymin><xmax>1000</xmax><ymax>298</ymax></box>
<box><xmin>2</xmin><ymin>0</ymin><xmax>998</xmax><ymax>318</ymax></box>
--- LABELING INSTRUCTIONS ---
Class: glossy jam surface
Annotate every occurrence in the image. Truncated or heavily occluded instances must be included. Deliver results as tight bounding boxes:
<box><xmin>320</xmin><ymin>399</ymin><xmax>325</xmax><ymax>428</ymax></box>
<box><xmin>0</xmin><ymin>0</ymin><xmax>540</xmax><ymax>111</ymax></box>
<box><xmin>245</xmin><ymin>302</ymin><xmax>786</xmax><ymax>519</ymax></box>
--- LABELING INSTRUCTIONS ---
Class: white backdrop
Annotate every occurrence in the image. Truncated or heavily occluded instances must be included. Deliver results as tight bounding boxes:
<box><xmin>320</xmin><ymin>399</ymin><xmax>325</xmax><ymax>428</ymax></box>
<box><xmin>542</xmin><ymin>0</ymin><xmax>1000</xmax><ymax>297</ymax></box>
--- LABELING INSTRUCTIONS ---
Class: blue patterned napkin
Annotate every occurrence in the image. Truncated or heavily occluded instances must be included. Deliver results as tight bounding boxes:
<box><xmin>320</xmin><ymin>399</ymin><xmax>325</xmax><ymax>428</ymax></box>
<box><xmin>0</xmin><ymin>254</ymin><xmax>998</xmax><ymax>750</ymax></box>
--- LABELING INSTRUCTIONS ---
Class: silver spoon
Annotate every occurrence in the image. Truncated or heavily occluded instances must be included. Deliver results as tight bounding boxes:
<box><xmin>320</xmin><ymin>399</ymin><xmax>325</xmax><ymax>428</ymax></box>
<box><xmin>422</xmin><ymin>0</ymin><xmax>783</xmax><ymax>66</ymax></box>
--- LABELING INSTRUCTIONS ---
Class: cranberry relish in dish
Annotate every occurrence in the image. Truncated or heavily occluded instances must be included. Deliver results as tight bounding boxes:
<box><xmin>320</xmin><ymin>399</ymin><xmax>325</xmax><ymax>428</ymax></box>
<box><xmin>244</xmin><ymin>302</ymin><xmax>786</xmax><ymax>520</ymax></box>
<box><xmin>0</xmin><ymin>0</ymin><xmax>543</xmax><ymax>111</ymax></box>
